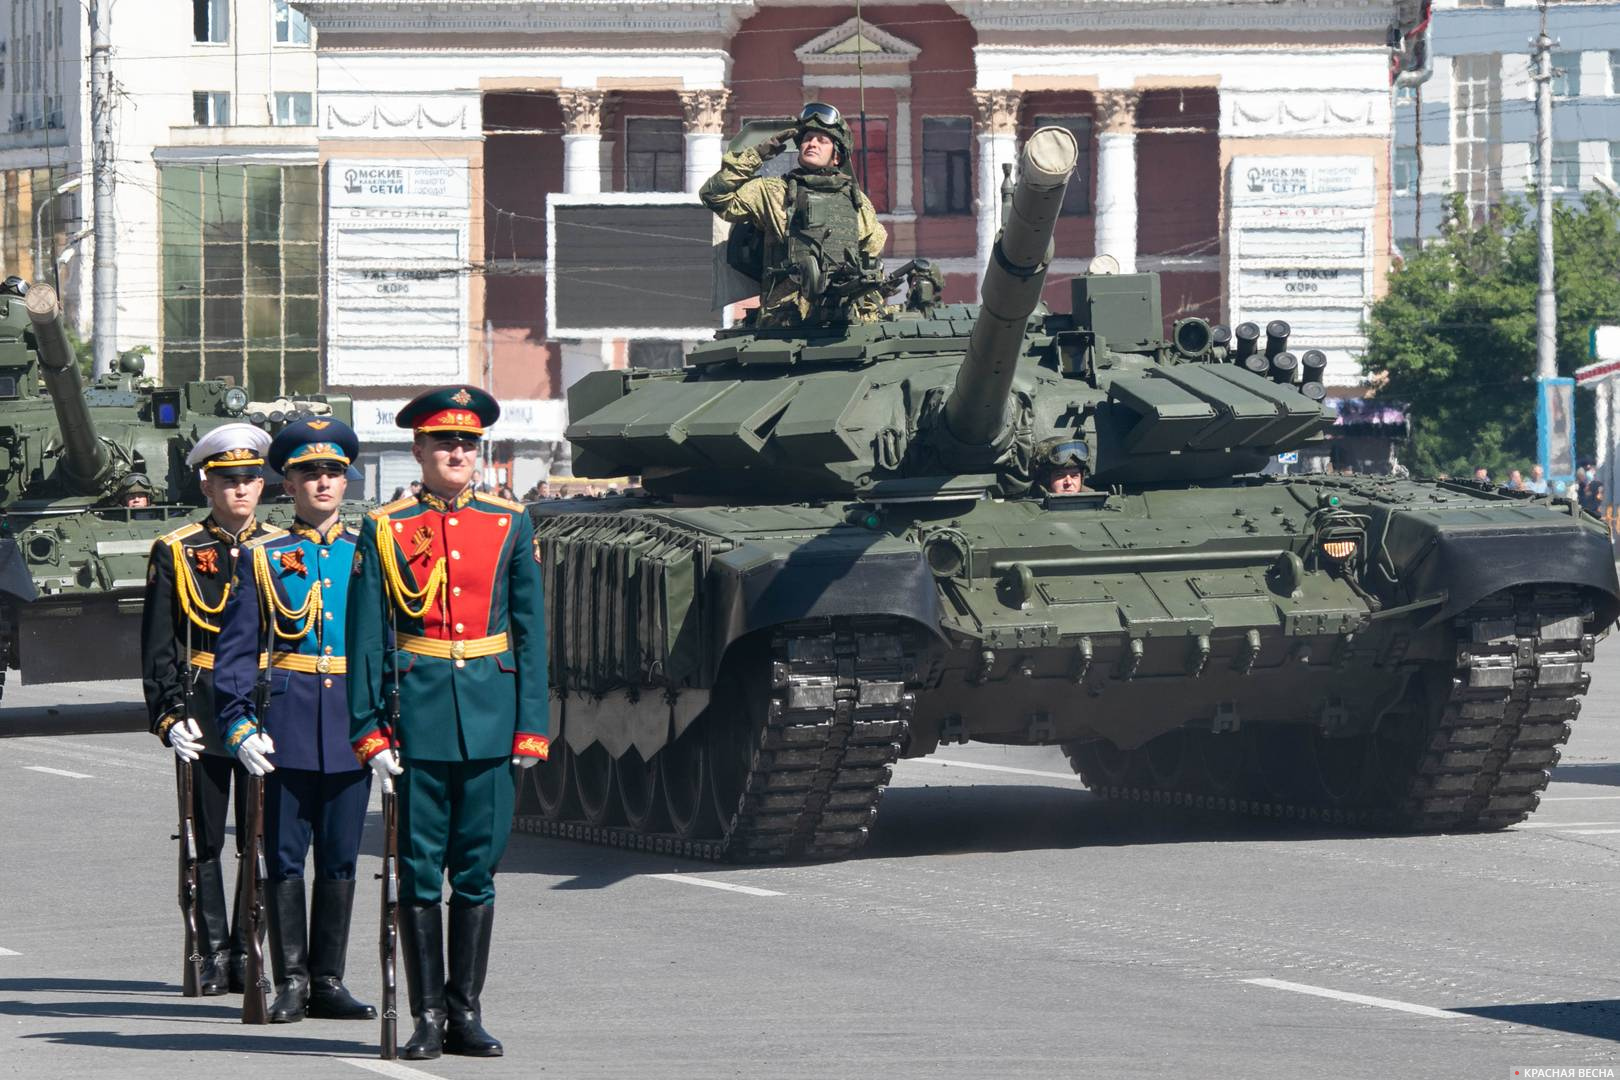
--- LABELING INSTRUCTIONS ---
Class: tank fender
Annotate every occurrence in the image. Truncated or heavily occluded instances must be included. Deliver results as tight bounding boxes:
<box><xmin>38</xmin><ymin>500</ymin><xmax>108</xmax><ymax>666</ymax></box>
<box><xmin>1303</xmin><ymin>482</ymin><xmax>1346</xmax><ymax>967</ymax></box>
<box><xmin>1382</xmin><ymin>513</ymin><xmax>1620</xmax><ymax>628</ymax></box>
<box><xmin>0</xmin><ymin>540</ymin><xmax>39</xmax><ymax>603</ymax></box>
<box><xmin>708</xmin><ymin>533</ymin><xmax>942</xmax><ymax>661</ymax></box>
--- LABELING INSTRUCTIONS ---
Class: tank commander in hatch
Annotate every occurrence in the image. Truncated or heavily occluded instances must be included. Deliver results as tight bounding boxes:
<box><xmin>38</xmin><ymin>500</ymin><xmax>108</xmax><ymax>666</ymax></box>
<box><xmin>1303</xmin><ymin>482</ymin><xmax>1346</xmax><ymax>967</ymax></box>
<box><xmin>1035</xmin><ymin>438</ymin><xmax>1089</xmax><ymax>495</ymax></box>
<box><xmin>700</xmin><ymin>102</ymin><xmax>887</xmax><ymax>328</ymax></box>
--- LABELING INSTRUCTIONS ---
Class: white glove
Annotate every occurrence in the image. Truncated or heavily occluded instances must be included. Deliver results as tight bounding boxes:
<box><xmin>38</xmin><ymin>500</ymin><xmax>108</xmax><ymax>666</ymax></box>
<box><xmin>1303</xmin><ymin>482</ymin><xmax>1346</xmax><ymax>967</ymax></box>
<box><xmin>512</xmin><ymin>755</ymin><xmax>539</xmax><ymax>770</ymax></box>
<box><xmin>370</xmin><ymin>748</ymin><xmax>403</xmax><ymax>793</ymax></box>
<box><xmin>168</xmin><ymin>718</ymin><xmax>204</xmax><ymax>763</ymax></box>
<box><xmin>235</xmin><ymin>731</ymin><xmax>277</xmax><ymax>776</ymax></box>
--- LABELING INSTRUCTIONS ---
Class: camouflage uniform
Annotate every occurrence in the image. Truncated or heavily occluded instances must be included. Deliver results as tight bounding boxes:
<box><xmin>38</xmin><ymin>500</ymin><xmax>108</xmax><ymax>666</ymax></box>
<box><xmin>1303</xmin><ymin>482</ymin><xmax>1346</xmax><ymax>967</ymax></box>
<box><xmin>700</xmin><ymin>144</ymin><xmax>888</xmax><ymax>327</ymax></box>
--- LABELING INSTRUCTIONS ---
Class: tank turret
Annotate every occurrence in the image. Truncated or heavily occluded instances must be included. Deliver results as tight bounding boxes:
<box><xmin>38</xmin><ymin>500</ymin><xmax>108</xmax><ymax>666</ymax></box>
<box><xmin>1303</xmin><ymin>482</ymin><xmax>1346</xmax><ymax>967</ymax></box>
<box><xmin>941</xmin><ymin>126</ymin><xmax>1078</xmax><ymax>454</ymax></box>
<box><xmin>24</xmin><ymin>283</ymin><xmax>112</xmax><ymax>494</ymax></box>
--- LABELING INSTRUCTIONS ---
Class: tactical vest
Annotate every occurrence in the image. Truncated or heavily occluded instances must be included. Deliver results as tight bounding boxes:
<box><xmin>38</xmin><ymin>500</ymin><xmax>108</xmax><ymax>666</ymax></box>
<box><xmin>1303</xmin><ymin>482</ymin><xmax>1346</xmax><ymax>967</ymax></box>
<box><xmin>764</xmin><ymin>169</ymin><xmax>865</xmax><ymax>304</ymax></box>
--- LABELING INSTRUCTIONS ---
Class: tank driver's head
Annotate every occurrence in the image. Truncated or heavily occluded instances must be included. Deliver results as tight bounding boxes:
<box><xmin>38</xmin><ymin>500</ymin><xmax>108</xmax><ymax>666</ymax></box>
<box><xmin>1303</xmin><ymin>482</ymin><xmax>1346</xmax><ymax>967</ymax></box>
<box><xmin>795</xmin><ymin>102</ymin><xmax>852</xmax><ymax>172</ymax></box>
<box><xmin>1036</xmin><ymin>437</ymin><xmax>1090</xmax><ymax>496</ymax></box>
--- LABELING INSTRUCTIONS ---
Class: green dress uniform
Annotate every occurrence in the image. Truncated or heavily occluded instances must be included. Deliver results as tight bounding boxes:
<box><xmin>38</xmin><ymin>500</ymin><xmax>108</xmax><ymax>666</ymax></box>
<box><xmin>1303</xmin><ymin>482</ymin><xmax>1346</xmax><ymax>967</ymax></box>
<box><xmin>346</xmin><ymin>385</ymin><xmax>548</xmax><ymax>1059</ymax></box>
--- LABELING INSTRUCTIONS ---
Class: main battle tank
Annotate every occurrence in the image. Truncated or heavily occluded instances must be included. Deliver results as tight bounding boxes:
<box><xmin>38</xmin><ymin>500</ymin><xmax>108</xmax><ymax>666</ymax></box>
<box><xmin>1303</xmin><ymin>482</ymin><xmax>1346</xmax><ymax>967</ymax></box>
<box><xmin>518</xmin><ymin>128</ymin><xmax>1620</xmax><ymax>861</ymax></box>
<box><xmin>0</xmin><ymin>281</ymin><xmax>353</xmax><ymax>695</ymax></box>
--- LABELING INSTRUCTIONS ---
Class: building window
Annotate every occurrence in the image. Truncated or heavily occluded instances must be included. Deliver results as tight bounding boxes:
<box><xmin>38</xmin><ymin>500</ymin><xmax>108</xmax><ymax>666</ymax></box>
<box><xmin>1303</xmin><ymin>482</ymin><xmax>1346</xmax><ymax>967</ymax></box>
<box><xmin>1610</xmin><ymin>51</ymin><xmax>1620</xmax><ymax>96</ymax></box>
<box><xmin>625</xmin><ymin>118</ymin><xmax>684</xmax><ymax>193</ymax></box>
<box><xmin>274</xmin><ymin>92</ymin><xmax>313</xmax><ymax>127</ymax></box>
<box><xmin>922</xmin><ymin>117</ymin><xmax>972</xmax><ymax>216</ymax></box>
<box><xmin>193</xmin><ymin>91</ymin><xmax>230</xmax><ymax>127</ymax></box>
<box><xmin>848</xmin><ymin>117</ymin><xmax>890</xmax><ymax>213</ymax></box>
<box><xmin>273</xmin><ymin>0</ymin><xmax>311</xmax><ymax>45</ymax></box>
<box><xmin>158</xmin><ymin>165</ymin><xmax>321</xmax><ymax>397</ymax></box>
<box><xmin>1552</xmin><ymin>51</ymin><xmax>1581</xmax><ymax>99</ymax></box>
<box><xmin>1033</xmin><ymin>114</ymin><xmax>1093</xmax><ymax>215</ymax></box>
<box><xmin>1612</xmin><ymin>141</ymin><xmax>1620</xmax><ymax>185</ymax></box>
<box><xmin>1453</xmin><ymin>55</ymin><xmax>1502</xmax><ymax>221</ymax></box>
<box><xmin>1535</xmin><ymin>141</ymin><xmax>1582</xmax><ymax>191</ymax></box>
<box><xmin>628</xmin><ymin>340</ymin><xmax>686</xmax><ymax>370</ymax></box>
<box><xmin>1394</xmin><ymin>146</ymin><xmax>1418</xmax><ymax>195</ymax></box>
<box><xmin>193</xmin><ymin>0</ymin><xmax>229</xmax><ymax>43</ymax></box>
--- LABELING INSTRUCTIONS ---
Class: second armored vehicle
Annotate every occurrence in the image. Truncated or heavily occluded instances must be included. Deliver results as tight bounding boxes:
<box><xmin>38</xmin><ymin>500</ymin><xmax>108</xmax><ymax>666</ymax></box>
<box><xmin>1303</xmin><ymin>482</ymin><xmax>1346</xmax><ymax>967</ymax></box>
<box><xmin>0</xmin><ymin>281</ymin><xmax>353</xmax><ymax>695</ymax></box>
<box><xmin>517</xmin><ymin>128</ymin><xmax>1618</xmax><ymax>861</ymax></box>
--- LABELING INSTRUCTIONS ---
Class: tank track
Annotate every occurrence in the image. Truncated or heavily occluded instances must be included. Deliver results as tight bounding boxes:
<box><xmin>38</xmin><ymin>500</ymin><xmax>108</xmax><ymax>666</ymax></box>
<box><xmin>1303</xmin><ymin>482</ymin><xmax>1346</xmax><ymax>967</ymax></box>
<box><xmin>514</xmin><ymin>621</ymin><xmax>914</xmax><ymax>862</ymax></box>
<box><xmin>1066</xmin><ymin>585</ymin><xmax>1596</xmax><ymax>831</ymax></box>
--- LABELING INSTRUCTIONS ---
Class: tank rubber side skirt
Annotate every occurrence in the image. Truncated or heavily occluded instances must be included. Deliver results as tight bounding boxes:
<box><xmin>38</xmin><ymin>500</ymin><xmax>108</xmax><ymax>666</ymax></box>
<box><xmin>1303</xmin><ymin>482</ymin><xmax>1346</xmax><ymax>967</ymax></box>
<box><xmin>514</xmin><ymin>620</ymin><xmax>914</xmax><ymax>863</ymax></box>
<box><xmin>1069</xmin><ymin>584</ymin><xmax>1594</xmax><ymax>831</ymax></box>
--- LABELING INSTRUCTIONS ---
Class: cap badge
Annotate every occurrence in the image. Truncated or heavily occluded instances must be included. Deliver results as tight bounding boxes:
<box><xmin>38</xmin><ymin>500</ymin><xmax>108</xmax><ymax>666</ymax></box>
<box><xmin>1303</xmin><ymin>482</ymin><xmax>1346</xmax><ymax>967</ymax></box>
<box><xmin>450</xmin><ymin>389</ymin><xmax>473</xmax><ymax>406</ymax></box>
<box><xmin>307</xmin><ymin>420</ymin><xmax>331</xmax><ymax>431</ymax></box>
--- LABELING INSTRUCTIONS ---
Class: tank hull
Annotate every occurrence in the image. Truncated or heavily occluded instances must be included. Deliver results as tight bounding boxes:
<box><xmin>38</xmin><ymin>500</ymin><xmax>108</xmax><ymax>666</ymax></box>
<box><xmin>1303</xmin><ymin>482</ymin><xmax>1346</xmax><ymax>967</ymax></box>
<box><xmin>522</xmin><ymin>477</ymin><xmax>1618</xmax><ymax>860</ymax></box>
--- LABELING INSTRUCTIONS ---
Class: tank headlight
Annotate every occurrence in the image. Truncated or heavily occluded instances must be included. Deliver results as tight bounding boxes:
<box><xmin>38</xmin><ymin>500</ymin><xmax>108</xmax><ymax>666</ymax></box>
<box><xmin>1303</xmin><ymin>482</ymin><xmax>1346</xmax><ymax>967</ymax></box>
<box><xmin>223</xmin><ymin>387</ymin><xmax>249</xmax><ymax>415</ymax></box>
<box><xmin>1321</xmin><ymin>539</ymin><xmax>1357</xmax><ymax>560</ymax></box>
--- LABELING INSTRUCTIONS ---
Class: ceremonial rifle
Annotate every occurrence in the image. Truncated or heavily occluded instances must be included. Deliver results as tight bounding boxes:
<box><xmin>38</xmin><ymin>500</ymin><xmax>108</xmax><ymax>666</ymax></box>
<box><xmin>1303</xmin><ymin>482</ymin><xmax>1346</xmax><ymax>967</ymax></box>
<box><xmin>239</xmin><ymin>590</ymin><xmax>273</xmax><ymax>1025</ymax></box>
<box><xmin>378</xmin><ymin>605</ymin><xmax>402</xmax><ymax>1059</ymax></box>
<box><xmin>174</xmin><ymin>614</ymin><xmax>204</xmax><ymax>997</ymax></box>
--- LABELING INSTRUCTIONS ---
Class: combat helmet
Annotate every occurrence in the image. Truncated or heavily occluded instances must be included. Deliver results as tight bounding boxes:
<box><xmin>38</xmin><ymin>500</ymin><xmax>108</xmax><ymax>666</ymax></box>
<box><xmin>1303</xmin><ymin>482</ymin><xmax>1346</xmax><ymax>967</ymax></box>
<box><xmin>796</xmin><ymin>102</ymin><xmax>856</xmax><ymax>177</ymax></box>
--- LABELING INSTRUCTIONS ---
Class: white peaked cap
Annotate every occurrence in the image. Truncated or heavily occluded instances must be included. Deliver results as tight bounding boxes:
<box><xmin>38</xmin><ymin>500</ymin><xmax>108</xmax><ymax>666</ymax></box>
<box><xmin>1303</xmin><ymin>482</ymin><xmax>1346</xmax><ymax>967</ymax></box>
<box><xmin>185</xmin><ymin>423</ymin><xmax>273</xmax><ymax>470</ymax></box>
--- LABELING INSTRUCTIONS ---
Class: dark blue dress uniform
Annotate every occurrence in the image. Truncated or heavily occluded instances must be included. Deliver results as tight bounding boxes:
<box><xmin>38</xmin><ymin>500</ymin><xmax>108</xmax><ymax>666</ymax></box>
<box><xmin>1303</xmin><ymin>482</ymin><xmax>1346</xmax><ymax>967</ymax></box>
<box><xmin>347</xmin><ymin>385</ymin><xmax>547</xmax><ymax>1058</ymax></box>
<box><xmin>212</xmin><ymin>418</ymin><xmax>374</xmax><ymax>1024</ymax></box>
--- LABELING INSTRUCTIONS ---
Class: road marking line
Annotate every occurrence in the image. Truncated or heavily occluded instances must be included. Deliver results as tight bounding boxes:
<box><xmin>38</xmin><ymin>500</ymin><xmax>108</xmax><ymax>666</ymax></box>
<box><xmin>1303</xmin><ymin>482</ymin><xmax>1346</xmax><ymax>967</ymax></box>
<box><xmin>1243</xmin><ymin>978</ymin><xmax>1465</xmax><ymax>1020</ymax></box>
<box><xmin>1511</xmin><ymin>821</ymin><xmax>1620</xmax><ymax>829</ymax></box>
<box><xmin>0</xmin><ymin>947</ymin><xmax>20</xmax><ymax>956</ymax></box>
<box><xmin>22</xmin><ymin>766</ymin><xmax>92</xmax><ymax>779</ymax></box>
<box><xmin>1539</xmin><ymin>794</ymin><xmax>1620</xmax><ymax>802</ymax></box>
<box><xmin>345</xmin><ymin>1058</ymin><xmax>446</xmax><ymax>1080</ymax></box>
<box><xmin>906</xmin><ymin>758</ymin><xmax>1086</xmax><ymax>783</ymax></box>
<box><xmin>1563</xmin><ymin>828</ymin><xmax>1620</xmax><ymax>835</ymax></box>
<box><xmin>648</xmin><ymin>873</ymin><xmax>782</xmax><ymax>897</ymax></box>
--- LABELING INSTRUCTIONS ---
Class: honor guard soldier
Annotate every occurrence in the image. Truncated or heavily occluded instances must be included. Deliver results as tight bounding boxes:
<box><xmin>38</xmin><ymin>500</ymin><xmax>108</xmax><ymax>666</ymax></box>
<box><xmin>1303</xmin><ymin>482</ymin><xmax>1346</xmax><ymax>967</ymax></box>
<box><xmin>142</xmin><ymin>424</ymin><xmax>277</xmax><ymax>995</ymax></box>
<box><xmin>347</xmin><ymin>385</ymin><xmax>548</xmax><ymax>1060</ymax></box>
<box><xmin>213</xmin><ymin>418</ymin><xmax>376</xmax><ymax>1025</ymax></box>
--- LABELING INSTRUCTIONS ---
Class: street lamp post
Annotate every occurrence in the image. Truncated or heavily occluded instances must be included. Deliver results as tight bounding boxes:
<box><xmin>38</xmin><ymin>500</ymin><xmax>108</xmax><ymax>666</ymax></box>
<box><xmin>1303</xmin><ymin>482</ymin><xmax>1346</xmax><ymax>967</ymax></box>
<box><xmin>34</xmin><ymin>177</ymin><xmax>83</xmax><ymax>288</ymax></box>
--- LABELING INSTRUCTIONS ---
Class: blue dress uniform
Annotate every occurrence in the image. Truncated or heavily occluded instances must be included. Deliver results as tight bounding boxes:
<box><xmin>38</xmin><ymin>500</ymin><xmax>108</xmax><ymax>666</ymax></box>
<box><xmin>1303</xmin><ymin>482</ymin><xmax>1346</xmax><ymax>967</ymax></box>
<box><xmin>348</xmin><ymin>385</ymin><xmax>547</xmax><ymax>1059</ymax></box>
<box><xmin>213</xmin><ymin>418</ymin><xmax>375</xmax><ymax>1024</ymax></box>
<box><xmin>140</xmin><ymin>423</ymin><xmax>277</xmax><ymax>995</ymax></box>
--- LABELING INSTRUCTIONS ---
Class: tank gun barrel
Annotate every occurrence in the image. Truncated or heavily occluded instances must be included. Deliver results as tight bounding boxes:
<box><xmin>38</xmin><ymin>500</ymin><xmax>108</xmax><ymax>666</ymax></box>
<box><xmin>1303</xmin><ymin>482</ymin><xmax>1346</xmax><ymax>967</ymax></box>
<box><xmin>25</xmin><ymin>283</ymin><xmax>111</xmax><ymax>493</ymax></box>
<box><xmin>942</xmin><ymin>127</ymin><xmax>1079</xmax><ymax>448</ymax></box>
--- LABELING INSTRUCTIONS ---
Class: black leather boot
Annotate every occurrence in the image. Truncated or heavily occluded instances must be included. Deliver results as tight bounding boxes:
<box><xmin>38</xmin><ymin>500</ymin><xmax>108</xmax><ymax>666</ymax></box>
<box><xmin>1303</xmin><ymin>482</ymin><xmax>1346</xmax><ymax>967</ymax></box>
<box><xmin>266</xmin><ymin>880</ymin><xmax>310</xmax><ymax>1023</ymax></box>
<box><xmin>228</xmin><ymin>862</ymin><xmax>249</xmax><ymax>993</ymax></box>
<box><xmin>400</xmin><ymin>904</ymin><xmax>446</xmax><ymax>1060</ymax></box>
<box><xmin>306</xmin><ymin>878</ymin><xmax>376</xmax><ymax>1020</ymax></box>
<box><xmin>194</xmin><ymin>860</ymin><xmax>231</xmax><ymax>996</ymax></box>
<box><xmin>444</xmin><ymin>903</ymin><xmax>502</xmax><ymax>1057</ymax></box>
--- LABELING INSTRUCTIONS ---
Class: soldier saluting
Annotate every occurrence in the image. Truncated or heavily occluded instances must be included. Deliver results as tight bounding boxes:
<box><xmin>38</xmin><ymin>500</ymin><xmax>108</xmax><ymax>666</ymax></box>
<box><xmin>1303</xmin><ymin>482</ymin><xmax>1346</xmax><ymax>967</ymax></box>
<box><xmin>347</xmin><ymin>386</ymin><xmax>548</xmax><ymax>1060</ymax></box>
<box><xmin>701</xmin><ymin>102</ymin><xmax>888</xmax><ymax>327</ymax></box>
<box><xmin>141</xmin><ymin>424</ymin><xmax>278</xmax><ymax>996</ymax></box>
<box><xmin>213</xmin><ymin>418</ymin><xmax>375</xmax><ymax>1024</ymax></box>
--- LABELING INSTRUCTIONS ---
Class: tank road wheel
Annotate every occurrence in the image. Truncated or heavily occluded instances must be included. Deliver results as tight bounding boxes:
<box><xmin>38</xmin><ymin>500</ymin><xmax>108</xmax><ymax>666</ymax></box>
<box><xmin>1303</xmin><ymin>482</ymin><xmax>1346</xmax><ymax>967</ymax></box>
<box><xmin>1303</xmin><ymin>732</ymin><xmax>1375</xmax><ymax>809</ymax></box>
<box><xmin>573</xmin><ymin>742</ymin><xmax>622</xmax><ymax>827</ymax></box>
<box><xmin>527</xmin><ymin>741</ymin><xmax>577</xmax><ymax>821</ymax></box>
<box><xmin>706</xmin><ymin>652</ymin><xmax>770</xmax><ymax>843</ymax></box>
<box><xmin>616</xmin><ymin>748</ymin><xmax>666</xmax><ymax>834</ymax></box>
<box><xmin>1062</xmin><ymin>739</ymin><xmax>1140</xmax><ymax>792</ymax></box>
<box><xmin>1143</xmin><ymin>731</ymin><xmax>1189</xmax><ymax>789</ymax></box>
<box><xmin>660</xmin><ymin>720</ymin><xmax>718</xmax><ymax>839</ymax></box>
<box><xmin>1189</xmin><ymin>730</ymin><xmax>1246</xmax><ymax>797</ymax></box>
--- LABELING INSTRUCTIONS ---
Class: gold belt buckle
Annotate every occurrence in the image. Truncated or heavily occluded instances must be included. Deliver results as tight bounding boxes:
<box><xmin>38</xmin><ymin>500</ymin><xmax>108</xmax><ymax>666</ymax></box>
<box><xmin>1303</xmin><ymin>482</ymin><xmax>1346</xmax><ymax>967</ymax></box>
<box><xmin>316</xmin><ymin>654</ymin><xmax>332</xmax><ymax>674</ymax></box>
<box><xmin>450</xmin><ymin>640</ymin><xmax>467</xmax><ymax>661</ymax></box>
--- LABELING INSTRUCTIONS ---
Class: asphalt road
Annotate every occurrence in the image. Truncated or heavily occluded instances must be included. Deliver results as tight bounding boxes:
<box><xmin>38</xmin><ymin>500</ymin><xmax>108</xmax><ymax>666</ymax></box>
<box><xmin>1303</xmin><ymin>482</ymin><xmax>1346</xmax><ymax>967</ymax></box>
<box><xmin>5</xmin><ymin>655</ymin><xmax>1620</xmax><ymax>1080</ymax></box>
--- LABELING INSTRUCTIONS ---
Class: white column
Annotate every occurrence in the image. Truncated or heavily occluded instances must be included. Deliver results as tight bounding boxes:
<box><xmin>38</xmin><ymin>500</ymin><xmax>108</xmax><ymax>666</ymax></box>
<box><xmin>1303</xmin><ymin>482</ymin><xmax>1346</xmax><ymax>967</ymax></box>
<box><xmin>972</xmin><ymin>89</ymin><xmax>1022</xmax><ymax>294</ymax></box>
<box><xmin>893</xmin><ymin>91</ymin><xmax>914</xmax><ymax>215</ymax></box>
<box><xmin>562</xmin><ymin>135</ymin><xmax>603</xmax><ymax>195</ymax></box>
<box><xmin>679</xmin><ymin>89</ymin><xmax>730</xmax><ymax>194</ymax></box>
<box><xmin>557</xmin><ymin>89</ymin><xmax>606</xmax><ymax>195</ymax></box>
<box><xmin>1093</xmin><ymin>89</ymin><xmax>1140</xmax><ymax>274</ymax></box>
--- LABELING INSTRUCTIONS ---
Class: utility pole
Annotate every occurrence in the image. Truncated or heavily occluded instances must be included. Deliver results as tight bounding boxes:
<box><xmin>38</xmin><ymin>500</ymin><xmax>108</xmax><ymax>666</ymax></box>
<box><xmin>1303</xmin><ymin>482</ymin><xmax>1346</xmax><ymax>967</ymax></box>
<box><xmin>1533</xmin><ymin>3</ymin><xmax>1556</xmax><ymax>385</ymax></box>
<box><xmin>89</xmin><ymin>0</ymin><xmax>117</xmax><ymax>377</ymax></box>
<box><xmin>1532</xmin><ymin>1</ymin><xmax>1560</xmax><ymax>480</ymax></box>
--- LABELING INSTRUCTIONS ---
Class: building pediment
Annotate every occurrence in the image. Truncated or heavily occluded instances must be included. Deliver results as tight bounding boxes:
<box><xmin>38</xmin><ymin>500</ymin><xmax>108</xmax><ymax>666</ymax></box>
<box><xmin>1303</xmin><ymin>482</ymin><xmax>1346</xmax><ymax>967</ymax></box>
<box><xmin>794</xmin><ymin>18</ymin><xmax>921</xmax><ymax>67</ymax></box>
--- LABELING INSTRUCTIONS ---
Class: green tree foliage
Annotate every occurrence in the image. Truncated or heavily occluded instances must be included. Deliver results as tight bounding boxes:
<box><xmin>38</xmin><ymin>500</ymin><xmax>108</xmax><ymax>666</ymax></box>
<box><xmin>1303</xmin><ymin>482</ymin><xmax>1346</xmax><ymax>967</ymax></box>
<box><xmin>1364</xmin><ymin>193</ymin><xmax>1620</xmax><ymax>478</ymax></box>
